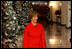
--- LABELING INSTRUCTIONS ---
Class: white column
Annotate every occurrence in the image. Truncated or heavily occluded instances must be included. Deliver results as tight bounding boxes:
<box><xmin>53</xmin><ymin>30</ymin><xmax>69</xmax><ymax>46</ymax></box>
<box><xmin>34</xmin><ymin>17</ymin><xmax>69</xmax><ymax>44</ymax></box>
<box><xmin>66</xmin><ymin>1</ymin><xmax>71</xmax><ymax>27</ymax></box>
<box><xmin>61</xmin><ymin>1</ymin><xmax>71</xmax><ymax>27</ymax></box>
<box><xmin>61</xmin><ymin>1</ymin><xmax>66</xmax><ymax>25</ymax></box>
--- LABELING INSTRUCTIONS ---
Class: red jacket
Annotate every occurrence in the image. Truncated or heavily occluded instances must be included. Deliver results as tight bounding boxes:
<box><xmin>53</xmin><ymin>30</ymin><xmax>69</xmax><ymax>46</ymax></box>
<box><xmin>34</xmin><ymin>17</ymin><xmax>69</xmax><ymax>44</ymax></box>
<box><xmin>23</xmin><ymin>22</ymin><xmax>46</xmax><ymax>48</ymax></box>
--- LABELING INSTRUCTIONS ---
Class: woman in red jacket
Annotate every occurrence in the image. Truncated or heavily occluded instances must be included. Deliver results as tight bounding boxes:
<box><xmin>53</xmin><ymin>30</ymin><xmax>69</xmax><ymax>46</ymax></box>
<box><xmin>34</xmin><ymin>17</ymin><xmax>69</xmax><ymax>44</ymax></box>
<box><xmin>23</xmin><ymin>10</ymin><xmax>46</xmax><ymax>48</ymax></box>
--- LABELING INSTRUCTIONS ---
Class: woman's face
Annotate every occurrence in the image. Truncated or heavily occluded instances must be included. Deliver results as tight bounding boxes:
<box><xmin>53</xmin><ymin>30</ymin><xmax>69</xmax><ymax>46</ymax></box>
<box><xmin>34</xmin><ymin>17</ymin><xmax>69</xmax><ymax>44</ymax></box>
<box><xmin>31</xmin><ymin>15</ymin><xmax>38</xmax><ymax>23</ymax></box>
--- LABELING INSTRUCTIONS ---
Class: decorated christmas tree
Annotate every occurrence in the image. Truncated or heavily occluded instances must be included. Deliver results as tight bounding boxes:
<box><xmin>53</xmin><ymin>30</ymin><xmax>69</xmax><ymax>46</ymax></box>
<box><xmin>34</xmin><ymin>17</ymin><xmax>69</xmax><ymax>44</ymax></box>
<box><xmin>1</xmin><ymin>1</ymin><xmax>18</xmax><ymax>48</ymax></box>
<box><xmin>1</xmin><ymin>1</ymin><xmax>34</xmax><ymax>48</ymax></box>
<box><xmin>2</xmin><ymin>1</ymin><xmax>18</xmax><ymax>36</ymax></box>
<box><xmin>15</xmin><ymin>1</ymin><xmax>33</xmax><ymax>27</ymax></box>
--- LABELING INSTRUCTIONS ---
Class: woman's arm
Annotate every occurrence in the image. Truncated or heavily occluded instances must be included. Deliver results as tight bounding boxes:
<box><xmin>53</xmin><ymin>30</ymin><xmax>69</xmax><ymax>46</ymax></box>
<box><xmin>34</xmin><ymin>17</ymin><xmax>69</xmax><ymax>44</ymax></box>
<box><xmin>41</xmin><ymin>25</ymin><xmax>47</xmax><ymax>48</ymax></box>
<box><xmin>23</xmin><ymin>27</ymin><xmax>29</xmax><ymax>48</ymax></box>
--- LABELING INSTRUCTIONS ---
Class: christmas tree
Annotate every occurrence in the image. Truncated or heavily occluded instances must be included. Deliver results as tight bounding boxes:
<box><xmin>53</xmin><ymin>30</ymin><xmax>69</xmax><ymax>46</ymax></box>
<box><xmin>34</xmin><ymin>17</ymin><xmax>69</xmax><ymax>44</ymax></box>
<box><xmin>1</xmin><ymin>1</ymin><xmax>18</xmax><ymax>48</ymax></box>
<box><xmin>2</xmin><ymin>1</ymin><xmax>18</xmax><ymax>36</ymax></box>
<box><xmin>1</xmin><ymin>1</ymin><xmax>34</xmax><ymax>48</ymax></box>
<box><xmin>15</xmin><ymin>1</ymin><xmax>33</xmax><ymax>27</ymax></box>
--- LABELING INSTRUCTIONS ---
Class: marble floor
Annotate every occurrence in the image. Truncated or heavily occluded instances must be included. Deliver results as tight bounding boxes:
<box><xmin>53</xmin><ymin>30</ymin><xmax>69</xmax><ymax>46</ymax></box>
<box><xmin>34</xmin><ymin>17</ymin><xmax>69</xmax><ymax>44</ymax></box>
<box><xmin>40</xmin><ymin>21</ymin><xmax>71</xmax><ymax>48</ymax></box>
<box><xmin>13</xmin><ymin>21</ymin><xmax>71</xmax><ymax>48</ymax></box>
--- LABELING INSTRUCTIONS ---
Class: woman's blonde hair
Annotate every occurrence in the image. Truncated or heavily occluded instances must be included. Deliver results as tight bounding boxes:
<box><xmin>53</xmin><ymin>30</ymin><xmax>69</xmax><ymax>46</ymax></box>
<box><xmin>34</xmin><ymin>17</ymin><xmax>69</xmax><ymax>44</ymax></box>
<box><xmin>28</xmin><ymin>10</ymin><xmax>39</xmax><ymax>19</ymax></box>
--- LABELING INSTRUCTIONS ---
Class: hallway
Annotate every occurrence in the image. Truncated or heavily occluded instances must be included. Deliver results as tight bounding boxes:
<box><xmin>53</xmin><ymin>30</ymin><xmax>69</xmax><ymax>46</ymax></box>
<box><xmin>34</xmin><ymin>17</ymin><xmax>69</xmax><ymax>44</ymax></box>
<box><xmin>13</xmin><ymin>21</ymin><xmax>71</xmax><ymax>48</ymax></box>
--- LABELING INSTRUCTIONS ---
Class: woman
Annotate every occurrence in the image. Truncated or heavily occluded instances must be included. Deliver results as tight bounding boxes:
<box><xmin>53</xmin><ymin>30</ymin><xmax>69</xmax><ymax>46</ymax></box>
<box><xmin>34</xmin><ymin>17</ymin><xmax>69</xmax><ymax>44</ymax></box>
<box><xmin>23</xmin><ymin>10</ymin><xmax>46</xmax><ymax>48</ymax></box>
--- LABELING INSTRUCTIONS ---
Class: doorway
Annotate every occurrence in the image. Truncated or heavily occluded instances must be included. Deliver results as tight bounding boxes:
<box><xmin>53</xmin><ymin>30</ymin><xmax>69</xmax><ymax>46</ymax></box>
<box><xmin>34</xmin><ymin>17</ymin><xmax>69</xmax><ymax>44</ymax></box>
<box><xmin>31</xmin><ymin>1</ymin><xmax>50</xmax><ymax>22</ymax></box>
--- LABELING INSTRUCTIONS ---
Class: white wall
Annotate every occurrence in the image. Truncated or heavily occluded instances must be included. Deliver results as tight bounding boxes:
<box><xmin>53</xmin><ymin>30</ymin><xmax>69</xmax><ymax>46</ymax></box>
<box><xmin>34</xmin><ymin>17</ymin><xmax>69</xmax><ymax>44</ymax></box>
<box><xmin>49</xmin><ymin>1</ymin><xmax>59</xmax><ymax>22</ymax></box>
